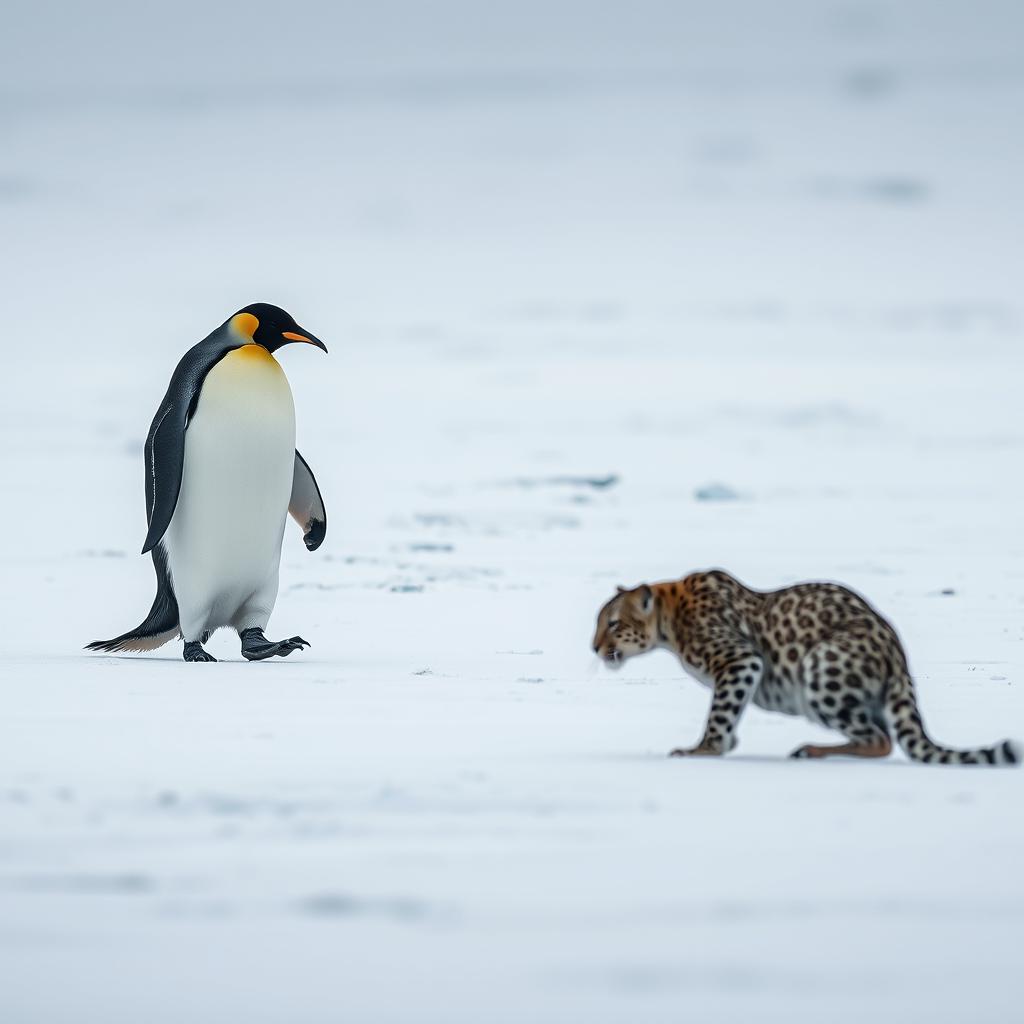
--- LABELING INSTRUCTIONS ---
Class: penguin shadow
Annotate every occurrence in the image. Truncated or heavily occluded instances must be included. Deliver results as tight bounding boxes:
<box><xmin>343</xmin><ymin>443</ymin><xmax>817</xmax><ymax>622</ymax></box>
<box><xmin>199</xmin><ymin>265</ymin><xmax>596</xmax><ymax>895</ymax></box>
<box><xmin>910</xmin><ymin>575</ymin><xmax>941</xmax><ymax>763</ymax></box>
<box><xmin>94</xmin><ymin>652</ymin><xmax>327</xmax><ymax>666</ymax></box>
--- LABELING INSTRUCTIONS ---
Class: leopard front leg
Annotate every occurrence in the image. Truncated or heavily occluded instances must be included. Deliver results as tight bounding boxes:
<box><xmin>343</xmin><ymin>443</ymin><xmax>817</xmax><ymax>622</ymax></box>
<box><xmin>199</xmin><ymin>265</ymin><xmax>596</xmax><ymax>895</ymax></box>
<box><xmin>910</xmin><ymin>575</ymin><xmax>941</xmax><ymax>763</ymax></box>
<box><xmin>669</xmin><ymin>645</ymin><xmax>764</xmax><ymax>758</ymax></box>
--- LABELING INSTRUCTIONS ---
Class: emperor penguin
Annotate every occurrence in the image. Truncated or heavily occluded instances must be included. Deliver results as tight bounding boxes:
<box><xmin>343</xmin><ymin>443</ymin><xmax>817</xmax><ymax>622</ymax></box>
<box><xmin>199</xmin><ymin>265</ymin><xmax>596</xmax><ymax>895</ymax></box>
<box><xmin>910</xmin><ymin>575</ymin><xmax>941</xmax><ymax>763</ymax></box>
<box><xmin>88</xmin><ymin>303</ymin><xmax>328</xmax><ymax>663</ymax></box>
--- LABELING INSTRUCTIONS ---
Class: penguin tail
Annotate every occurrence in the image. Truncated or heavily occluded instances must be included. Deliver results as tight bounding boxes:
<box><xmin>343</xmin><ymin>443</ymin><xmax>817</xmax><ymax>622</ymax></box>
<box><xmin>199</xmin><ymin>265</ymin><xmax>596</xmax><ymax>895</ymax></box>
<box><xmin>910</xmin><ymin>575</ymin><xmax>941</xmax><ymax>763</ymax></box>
<box><xmin>86</xmin><ymin>545</ymin><xmax>180</xmax><ymax>654</ymax></box>
<box><xmin>86</xmin><ymin>626</ymin><xmax>179</xmax><ymax>654</ymax></box>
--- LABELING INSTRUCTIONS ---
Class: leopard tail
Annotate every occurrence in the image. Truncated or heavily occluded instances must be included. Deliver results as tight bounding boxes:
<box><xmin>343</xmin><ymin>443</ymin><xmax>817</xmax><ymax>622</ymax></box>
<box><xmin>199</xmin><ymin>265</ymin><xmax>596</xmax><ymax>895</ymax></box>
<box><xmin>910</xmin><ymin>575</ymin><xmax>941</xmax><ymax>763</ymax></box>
<box><xmin>884</xmin><ymin>667</ymin><xmax>1019</xmax><ymax>767</ymax></box>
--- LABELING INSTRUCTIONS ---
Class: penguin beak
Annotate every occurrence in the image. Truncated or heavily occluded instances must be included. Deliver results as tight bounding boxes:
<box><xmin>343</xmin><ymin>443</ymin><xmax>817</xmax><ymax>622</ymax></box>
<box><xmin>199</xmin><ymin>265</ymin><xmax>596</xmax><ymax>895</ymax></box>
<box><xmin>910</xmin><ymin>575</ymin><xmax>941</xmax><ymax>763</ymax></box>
<box><xmin>281</xmin><ymin>330</ymin><xmax>328</xmax><ymax>354</ymax></box>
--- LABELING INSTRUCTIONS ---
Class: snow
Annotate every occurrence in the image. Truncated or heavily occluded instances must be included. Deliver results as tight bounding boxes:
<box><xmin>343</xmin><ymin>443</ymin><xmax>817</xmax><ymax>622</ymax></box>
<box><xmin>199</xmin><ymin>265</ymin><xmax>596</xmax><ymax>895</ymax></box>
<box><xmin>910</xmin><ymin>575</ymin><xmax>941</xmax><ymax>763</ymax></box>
<box><xmin>1</xmin><ymin>2</ymin><xmax>1023</xmax><ymax>1021</ymax></box>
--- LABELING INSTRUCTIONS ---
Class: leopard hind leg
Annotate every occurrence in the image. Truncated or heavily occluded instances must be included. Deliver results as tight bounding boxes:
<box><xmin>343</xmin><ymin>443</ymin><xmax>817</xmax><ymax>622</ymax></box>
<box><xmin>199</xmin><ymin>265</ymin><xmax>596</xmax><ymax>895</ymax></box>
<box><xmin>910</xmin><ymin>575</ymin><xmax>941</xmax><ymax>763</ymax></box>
<box><xmin>789</xmin><ymin>634</ymin><xmax>892</xmax><ymax>761</ymax></box>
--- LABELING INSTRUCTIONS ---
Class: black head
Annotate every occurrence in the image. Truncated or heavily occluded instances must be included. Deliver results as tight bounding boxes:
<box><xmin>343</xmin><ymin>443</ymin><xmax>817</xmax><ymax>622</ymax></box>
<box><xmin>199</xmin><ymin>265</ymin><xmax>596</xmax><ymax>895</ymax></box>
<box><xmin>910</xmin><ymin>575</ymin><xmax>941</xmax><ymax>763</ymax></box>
<box><xmin>228</xmin><ymin>303</ymin><xmax>328</xmax><ymax>354</ymax></box>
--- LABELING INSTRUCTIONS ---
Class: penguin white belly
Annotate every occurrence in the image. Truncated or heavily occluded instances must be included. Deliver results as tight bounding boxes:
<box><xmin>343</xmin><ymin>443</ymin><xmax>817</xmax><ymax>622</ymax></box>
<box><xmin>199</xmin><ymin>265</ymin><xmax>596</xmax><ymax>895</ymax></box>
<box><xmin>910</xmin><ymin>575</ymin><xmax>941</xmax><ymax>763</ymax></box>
<box><xmin>164</xmin><ymin>345</ymin><xmax>296</xmax><ymax>640</ymax></box>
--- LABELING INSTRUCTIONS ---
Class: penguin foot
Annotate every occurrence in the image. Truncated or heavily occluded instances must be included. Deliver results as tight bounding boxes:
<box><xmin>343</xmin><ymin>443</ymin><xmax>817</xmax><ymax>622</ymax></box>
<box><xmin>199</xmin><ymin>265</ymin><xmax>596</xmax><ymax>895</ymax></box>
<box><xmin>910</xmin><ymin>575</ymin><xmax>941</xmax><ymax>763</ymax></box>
<box><xmin>239</xmin><ymin>627</ymin><xmax>310</xmax><ymax>662</ymax></box>
<box><xmin>183</xmin><ymin>641</ymin><xmax>217</xmax><ymax>663</ymax></box>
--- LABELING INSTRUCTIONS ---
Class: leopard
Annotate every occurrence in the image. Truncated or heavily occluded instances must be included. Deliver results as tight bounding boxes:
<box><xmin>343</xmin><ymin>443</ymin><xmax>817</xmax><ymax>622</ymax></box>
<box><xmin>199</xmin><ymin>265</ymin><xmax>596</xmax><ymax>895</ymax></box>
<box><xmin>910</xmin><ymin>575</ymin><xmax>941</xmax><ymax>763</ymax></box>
<box><xmin>592</xmin><ymin>569</ymin><xmax>1019</xmax><ymax>766</ymax></box>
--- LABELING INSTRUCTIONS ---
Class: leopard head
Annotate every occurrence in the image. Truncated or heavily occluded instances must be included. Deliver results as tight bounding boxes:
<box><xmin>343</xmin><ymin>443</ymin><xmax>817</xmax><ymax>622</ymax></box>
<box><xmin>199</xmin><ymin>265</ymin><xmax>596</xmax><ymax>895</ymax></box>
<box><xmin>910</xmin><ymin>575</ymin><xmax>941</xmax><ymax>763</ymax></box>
<box><xmin>592</xmin><ymin>584</ymin><xmax>657</xmax><ymax>669</ymax></box>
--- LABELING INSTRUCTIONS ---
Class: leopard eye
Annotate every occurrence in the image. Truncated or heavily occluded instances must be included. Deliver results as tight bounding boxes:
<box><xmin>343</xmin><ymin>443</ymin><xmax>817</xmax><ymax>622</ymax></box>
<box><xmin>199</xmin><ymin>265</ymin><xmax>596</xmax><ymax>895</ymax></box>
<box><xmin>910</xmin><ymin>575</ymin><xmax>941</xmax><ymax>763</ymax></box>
<box><xmin>609</xmin><ymin>619</ymin><xmax>621</xmax><ymax>629</ymax></box>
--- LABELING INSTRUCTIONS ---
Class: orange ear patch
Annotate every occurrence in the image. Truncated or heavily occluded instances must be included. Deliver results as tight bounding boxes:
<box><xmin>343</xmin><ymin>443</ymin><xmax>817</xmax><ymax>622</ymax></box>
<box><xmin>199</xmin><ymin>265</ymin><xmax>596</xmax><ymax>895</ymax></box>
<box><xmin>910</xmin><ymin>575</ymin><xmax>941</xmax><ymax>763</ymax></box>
<box><xmin>232</xmin><ymin>312</ymin><xmax>260</xmax><ymax>339</ymax></box>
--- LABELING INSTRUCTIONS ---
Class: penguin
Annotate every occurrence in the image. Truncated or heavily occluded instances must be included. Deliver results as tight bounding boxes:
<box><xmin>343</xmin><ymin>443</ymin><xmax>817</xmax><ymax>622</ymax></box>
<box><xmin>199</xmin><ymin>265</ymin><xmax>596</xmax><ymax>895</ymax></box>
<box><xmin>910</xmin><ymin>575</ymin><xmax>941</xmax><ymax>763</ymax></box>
<box><xmin>88</xmin><ymin>303</ymin><xmax>328</xmax><ymax>662</ymax></box>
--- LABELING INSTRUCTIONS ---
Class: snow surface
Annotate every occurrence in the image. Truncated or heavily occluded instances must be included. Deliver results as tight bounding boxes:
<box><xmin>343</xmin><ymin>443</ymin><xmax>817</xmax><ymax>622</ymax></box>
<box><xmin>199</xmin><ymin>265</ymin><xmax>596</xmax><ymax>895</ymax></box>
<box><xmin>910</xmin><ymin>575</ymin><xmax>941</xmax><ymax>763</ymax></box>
<box><xmin>1</xmin><ymin>2</ymin><xmax>1023</xmax><ymax>1021</ymax></box>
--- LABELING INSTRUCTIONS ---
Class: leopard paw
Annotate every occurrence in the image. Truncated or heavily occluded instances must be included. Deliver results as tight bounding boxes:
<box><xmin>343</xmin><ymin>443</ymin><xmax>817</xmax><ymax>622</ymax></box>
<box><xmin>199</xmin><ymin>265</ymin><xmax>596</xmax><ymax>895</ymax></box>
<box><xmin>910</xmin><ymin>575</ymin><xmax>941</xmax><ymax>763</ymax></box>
<box><xmin>668</xmin><ymin>745</ymin><xmax>724</xmax><ymax>758</ymax></box>
<box><xmin>789</xmin><ymin>744</ymin><xmax>822</xmax><ymax>760</ymax></box>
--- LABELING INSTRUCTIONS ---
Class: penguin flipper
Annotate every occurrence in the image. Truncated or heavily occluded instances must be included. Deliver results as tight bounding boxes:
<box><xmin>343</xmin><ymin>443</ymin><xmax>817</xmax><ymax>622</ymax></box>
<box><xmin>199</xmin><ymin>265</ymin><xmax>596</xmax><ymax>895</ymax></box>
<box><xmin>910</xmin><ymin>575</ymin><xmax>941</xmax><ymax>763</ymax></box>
<box><xmin>140</xmin><ymin>335</ymin><xmax>238</xmax><ymax>555</ymax></box>
<box><xmin>289</xmin><ymin>450</ymin><xmax>327</xmax><ymax>551</ymax></box>
<box><xmin>141</xmin><ymin>399</ymin><xmax>187</xmax><ymax>554</ymax></box>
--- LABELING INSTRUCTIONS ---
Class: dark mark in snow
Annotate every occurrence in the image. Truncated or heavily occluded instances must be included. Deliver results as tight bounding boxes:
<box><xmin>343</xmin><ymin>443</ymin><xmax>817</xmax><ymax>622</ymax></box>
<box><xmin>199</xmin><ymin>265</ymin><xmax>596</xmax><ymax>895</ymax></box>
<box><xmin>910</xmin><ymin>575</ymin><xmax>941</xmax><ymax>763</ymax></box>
<box><xmin>0</xmin><ymin>175</ymin><xmax>35</xmax><ymax>201</ymax></box>
<box><xmin>808</xmin><ymin>175</ymin><xmax>928</xmax><ymax>204</ymax></box>
<box><xmin>501</xmin><ymin>474</ymin><xmax>619</xmax><ymax>490</ymax></box>
<box><xmin>413</xmin><ymin>668</ymin><xmax>433</xmax><ymax>676</ymax></box>
<box><xmin>391</xmin><ymin>584</ymin><xmax>424</xmax><ymax>593</ymax></box>
<box><xmin>298</xmin><ymin>892</ymin><xmax>432</xmax><ymax>921</ymax></box>
<box><xmin>9</xmin><ymin>873</ymin><xmax>155</xmax><ymax>894</ymax></box>
<box><xmin>517</xmin><ymin>677</ymin><xmax>545</xmax><ymax>684</ymax></box>
<box><xmin>544</xmin><ymin>516</ymin><xmax>582</xmax><ymax>529</ymax></box>
<box><xmin>865</xmin><ymin>177</ymin><xmax>928</xmax><ymax>203</ymax></box>
<box><xmin>414</xmin><ymin>513</ymin><xmax>466</xmax><ymax>528</ymax></box>
<box><xmin>397</xmin><ymin>513</ymin><xmax>582</xmax><ymax>536</ymax></box>
<box><xmin>408</xmin><ymin>543</ymin><xmax>454</xmax><ymax>552</ymax></box>
<box><xmin>714</xmin><ymin>402</ymin><xmax>876</xmax><ymax>431</ymax></box>
<box><xmin>497</xmin><ymin>650</ymin><xmax>544</xmax><ymax>656</ymax></box>
<box><xmin>841</xmin><ymin>66</ymin><xmax>898</xmax><ymax>100</ymax></box>
<box><xmin>695</xmin><ymin>483</ymin><xmax>741</xmax><ymax>502</ymax></box>
<box><xmin>773</xmin><ymin>403</ymin><xmax>876</xmax><ymax>429</ymax></box>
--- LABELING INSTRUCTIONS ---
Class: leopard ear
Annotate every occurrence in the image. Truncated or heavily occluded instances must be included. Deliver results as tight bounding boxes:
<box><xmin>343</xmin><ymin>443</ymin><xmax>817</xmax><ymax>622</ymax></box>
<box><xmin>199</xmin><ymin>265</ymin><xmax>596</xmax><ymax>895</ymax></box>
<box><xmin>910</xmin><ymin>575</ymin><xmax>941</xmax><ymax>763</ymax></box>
<box><xmin>638</xmin><ymin>584</ymin><xmax>653</xmax><ymax>612</ymax></box>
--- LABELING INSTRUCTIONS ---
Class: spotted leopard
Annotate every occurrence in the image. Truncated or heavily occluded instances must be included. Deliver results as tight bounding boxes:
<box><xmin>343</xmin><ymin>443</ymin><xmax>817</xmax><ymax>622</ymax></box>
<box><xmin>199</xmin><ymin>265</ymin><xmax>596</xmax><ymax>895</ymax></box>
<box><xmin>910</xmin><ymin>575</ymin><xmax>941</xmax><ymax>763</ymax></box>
<box><xmin>592</xmin><ymin>570</ymin><xmax>1019</xmax><ymax>766</ymax></box>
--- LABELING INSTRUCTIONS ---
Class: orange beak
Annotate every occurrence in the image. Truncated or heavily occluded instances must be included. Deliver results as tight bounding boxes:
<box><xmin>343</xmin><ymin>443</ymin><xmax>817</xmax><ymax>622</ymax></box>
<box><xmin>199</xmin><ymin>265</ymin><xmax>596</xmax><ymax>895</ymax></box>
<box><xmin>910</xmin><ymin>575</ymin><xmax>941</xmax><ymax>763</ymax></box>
<box><xmin>281</xmin><ymin>330</ymin><xmax>328</xmax><ymax>353</ymax></box>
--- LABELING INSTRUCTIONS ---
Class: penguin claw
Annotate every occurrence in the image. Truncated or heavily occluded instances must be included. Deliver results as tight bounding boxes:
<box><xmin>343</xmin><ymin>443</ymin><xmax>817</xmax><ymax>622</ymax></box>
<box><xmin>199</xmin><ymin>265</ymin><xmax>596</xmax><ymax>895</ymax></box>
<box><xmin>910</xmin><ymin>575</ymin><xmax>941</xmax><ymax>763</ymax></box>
<box><xmin>240</xmin><ymin>628</ymin><xmax>310</xmax><ymax>661</ymax></box>
<box><xmin>183</xmin><ymin>641</ymin><xmax>217</xmax><ymax>663</ymax></box>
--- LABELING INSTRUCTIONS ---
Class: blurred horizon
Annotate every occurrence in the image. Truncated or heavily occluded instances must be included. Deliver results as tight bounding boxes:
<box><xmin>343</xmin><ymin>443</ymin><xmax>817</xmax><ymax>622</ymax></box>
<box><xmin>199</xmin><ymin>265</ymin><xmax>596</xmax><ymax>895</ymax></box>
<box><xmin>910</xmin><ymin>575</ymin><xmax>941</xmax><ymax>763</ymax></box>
<box><xmin>3</xmin><ymin>0</ymin><xmax>1022</xmax><ymax>361</ymax></box>
<box><xmin>6</xmin><ymin>1</ymin><xmax>1024</xmax><ymax>96</ymax></box>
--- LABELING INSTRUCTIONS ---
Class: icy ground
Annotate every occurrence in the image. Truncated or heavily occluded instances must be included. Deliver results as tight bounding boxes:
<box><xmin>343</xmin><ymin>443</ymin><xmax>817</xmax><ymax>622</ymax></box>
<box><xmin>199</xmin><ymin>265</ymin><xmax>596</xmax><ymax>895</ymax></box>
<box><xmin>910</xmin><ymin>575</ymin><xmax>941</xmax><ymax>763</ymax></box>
<box><xmin>1</xmin><ymin>2</ymin><xmax>1023</xmax><ymax>1021</ymax></box>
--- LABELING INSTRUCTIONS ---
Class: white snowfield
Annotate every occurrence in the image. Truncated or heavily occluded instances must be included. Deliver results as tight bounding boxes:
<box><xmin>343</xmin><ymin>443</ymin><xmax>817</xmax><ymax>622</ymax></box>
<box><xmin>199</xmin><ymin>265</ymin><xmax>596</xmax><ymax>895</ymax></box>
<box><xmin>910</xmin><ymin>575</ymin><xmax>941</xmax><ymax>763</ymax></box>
<box><xmin>1</xmin><ymin>2</ymin><xmax>1022</xmax><ymax>1022</ymax></box>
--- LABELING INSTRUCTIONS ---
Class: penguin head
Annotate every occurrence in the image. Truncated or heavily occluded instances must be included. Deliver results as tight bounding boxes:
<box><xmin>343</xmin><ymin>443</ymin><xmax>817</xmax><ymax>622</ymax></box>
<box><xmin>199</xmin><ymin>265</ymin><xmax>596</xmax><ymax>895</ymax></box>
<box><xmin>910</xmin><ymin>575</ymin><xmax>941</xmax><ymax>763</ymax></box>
<box><xmin>229</xmin><ymin>303</ymin><xmax>328</xmax><ymax>354</ymax></box>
